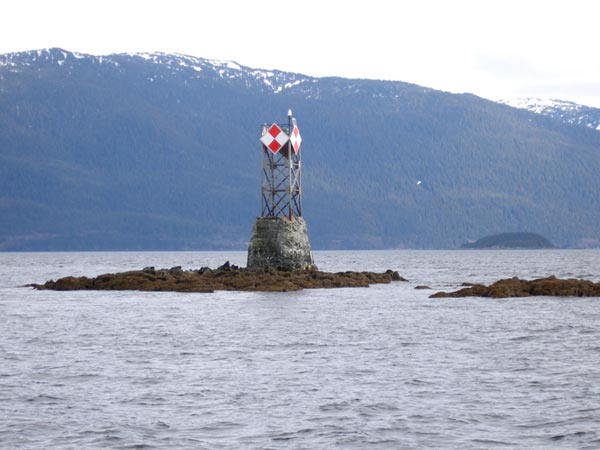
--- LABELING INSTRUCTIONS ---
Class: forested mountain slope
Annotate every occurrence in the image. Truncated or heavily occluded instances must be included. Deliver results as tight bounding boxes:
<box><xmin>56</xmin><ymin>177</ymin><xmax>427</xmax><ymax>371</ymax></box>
<box><xmin>1</xmin><ymin>48</ymin><xmax>599</xmax><ymax>250</ymax></box>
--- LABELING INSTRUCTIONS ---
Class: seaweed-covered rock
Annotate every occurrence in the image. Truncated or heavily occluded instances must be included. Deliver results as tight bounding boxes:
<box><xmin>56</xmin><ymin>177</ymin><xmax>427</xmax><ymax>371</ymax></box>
<box><xmin>30</xmin><ymin>265</ymin><xmax>406</xmax><ymax>293</ymax></box>
<box><xmin>430</xmin><ymin>276</ymin><xmax>600</xmax><ymax>298</ymax></box>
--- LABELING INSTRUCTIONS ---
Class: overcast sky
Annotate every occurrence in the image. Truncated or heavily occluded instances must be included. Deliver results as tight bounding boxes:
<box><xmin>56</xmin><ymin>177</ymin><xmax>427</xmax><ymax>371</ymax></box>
<box><xmin>2</xmin><ymin>0</ymin><xmax>599</xmax><ymax>107</ymax></box>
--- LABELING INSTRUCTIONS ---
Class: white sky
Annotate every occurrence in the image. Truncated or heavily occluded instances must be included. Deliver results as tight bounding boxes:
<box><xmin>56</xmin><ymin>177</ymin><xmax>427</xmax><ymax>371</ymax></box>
<box><xmin>2</xmin><ymin>0</ymin><xmax>600</xmax><ymax>107</ymax></box>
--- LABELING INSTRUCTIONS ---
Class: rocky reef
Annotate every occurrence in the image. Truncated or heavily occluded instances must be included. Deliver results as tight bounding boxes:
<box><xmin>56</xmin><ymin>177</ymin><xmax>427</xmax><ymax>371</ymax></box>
<box><xmin>31</xmin><ymin>262</ymin><xmax>406</xmax><ymax>293</ymax></box>
<box><xmin>430</xmin><ymin>276</ymin><xmax>600</xmax><ymax>298</ymax></box>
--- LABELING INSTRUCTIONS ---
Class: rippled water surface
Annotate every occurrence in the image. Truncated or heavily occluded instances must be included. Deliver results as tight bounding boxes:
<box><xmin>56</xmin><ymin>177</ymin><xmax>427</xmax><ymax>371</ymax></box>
<box><xmin>2</xmin><ymin>250</ymin><xmax>600</xmax><ymax>449</ymax></box>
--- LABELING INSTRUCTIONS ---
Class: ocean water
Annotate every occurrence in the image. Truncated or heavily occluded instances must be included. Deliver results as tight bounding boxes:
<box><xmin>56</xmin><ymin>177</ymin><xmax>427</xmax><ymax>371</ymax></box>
<box><xmin>1</xmin><ymin>250</ymin><xmax>600</xmax><ymax>449</ymax></box>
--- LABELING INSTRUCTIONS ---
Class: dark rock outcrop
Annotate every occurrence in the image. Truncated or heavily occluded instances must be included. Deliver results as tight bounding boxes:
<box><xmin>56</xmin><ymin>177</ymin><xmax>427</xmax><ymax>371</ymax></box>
<box><xmin>430</xmin><ymin>276</ymin><xmax>600</xmax><ymax>298</ymax></box>
<box><xmin>30</xmin><ymin>264</ymin><xmax>406</xmax><ymax>293</ymax></box>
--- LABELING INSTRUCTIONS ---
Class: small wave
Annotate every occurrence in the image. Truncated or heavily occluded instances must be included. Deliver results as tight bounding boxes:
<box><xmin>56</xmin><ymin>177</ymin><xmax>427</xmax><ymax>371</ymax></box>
<box><xmin>61</xmin><ymin>373</ymin><xmax>101</xmax><ymax>379</ymax></box>
<box><xmin>271</xmin><ymin>430</ymin><xmax>314</xmax><ymax>442</ymax></box>
<box><xmin>196</xmin><ymin>421</ymin><xmax>244</xmax><ymax>433</ymax></box>
<box><xmin>175</xmin><ymin>391</ymin><xmax>207</xmax><ymax>399</ymax></box>
<box><xmin>80</xmin><ymin>428</ymin><xmax>121</xmax><ymax>436</ymax></box>
<box><xmin>26</xmin><ymin>394</ymin><xmax>64</xmax><ymax>403</ymax></box>
<box><xmin>509</xmin><ymin>335</ymin><xmax>535</xmax><ymax>341</ymax></box>
<box><xmin>272</xmin><ymin>435</ymin><xmax>294</xmax><ymax>442</ymax></box>
<box><xmin>577</xmin><ymin>407</ymin><xmax>600</xmax><ymax>414</ymax></box>
<box><xmin>448</xmin><ymin>416</ymin><xmax>480</xmax><ymax>425</ymax></box>
<box><xmin>362</xmin><ymin>403</ymin><xmax>401</xmax><ymax>413</ymax></box>
<box><xmin>319</xmin><ymin>399</ymin><xmax>360</xmax><ymax>412</ymax></box>
<box><xmin>471</xmin><ymin>438</ymin><xmax>515</xmax><ymax>446</ymax></box>
<box><xmin>518</xmin><ymin>416</ymin><xmax>593</xmax><ymax>429</ymax></box>
<box><xmin>550</xmin><ymin>431</ymin><xmax>588</xmax><ymax>441</ymax></box>
<box><xmin>405</xmin><ymin>378</ymin><xmax>435</xmax><ymax>386</ymax></box>
<box><xmin>578</xmin><ymin>327</ymin><xmax>597</xmax><ymax>335</ymax></box>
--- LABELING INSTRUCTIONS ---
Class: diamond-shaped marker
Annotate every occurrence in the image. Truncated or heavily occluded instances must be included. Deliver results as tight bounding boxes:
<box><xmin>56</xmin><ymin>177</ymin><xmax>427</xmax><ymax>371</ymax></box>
<box><xmin>290</xmin><ymin>125</ymin><xmax>302</xmax><ymax>153</ymax></box>
<box><xmin>260</xmin><ymin>123</ymin><xmax>289</xmax><ymax>154</ymax></box>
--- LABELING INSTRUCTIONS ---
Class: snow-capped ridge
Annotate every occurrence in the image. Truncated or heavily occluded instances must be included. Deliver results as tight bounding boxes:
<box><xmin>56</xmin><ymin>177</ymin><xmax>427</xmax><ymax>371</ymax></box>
<box><xmin>0</xmin><ymin>48</ymin><xmax>119</xmax><ymax>69</ymax></box>
<box><xmin>499</xmin><ymin>97</ymin><xmax>600</xmax><ymax>132</ymax></box>
<box><xmin>121</xmin><ymin>51</ymin><xmax>310</xmax><ymax>93</ymax></box>
<box><xmin>0</xmin><ymin>48</ymin><xmax>312</xmax><ymax>94</ymax></box>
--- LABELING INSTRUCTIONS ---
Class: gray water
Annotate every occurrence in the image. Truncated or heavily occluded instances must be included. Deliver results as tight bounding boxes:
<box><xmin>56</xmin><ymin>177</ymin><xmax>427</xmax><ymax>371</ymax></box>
<box><xmin>1</xmin><ymin>250</ymin><xmax>600</xmax><ymax>449</ymax></box>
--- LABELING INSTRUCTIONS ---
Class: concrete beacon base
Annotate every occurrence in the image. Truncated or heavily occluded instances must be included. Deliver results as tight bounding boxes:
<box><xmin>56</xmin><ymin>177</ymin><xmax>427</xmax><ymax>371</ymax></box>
<box><xmin>247</xmin><ymin>216</ymin><xmax>316</xmax><ymax>271</ymax></box>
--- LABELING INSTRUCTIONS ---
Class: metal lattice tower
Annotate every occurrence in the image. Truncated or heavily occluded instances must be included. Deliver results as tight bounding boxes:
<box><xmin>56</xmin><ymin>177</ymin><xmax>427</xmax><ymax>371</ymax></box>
<box><xmin>259</xmin><ymin>110</ymin><xmax>303</xmax><ymax>219</ymax></box>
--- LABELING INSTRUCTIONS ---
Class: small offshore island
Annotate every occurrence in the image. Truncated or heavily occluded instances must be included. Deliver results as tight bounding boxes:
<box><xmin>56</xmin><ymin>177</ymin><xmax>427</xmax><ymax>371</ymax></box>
<box><xmin>461</xmin><ymin>232</ymin><xmax>555</xmax><ymax>249</ymax></box>
<box><xmin>31</xmin><ymin>263</ymin><xmax>406</xmax><ymax>293</ymax></box>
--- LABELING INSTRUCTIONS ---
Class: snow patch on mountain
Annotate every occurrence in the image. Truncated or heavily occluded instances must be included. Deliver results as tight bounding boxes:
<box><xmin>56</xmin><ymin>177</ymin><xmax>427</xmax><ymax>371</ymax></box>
<box><xmin>0</xmin><ymin>48</ymin><xmax>312</xmax><ymax>94</ymax></box>
<box><xmin>0</xmin><ymin>48</ymin><xmax>116</xmax><ymax>69</ymax></box>
<box><xmin>121</xmin><ymin>52</ymin><xmax>309</xmax><ymax>93</ymax></box>
<box><xmin>499</xmin><ymin>98</ymin><xmax>600</xmax><ymax>131</ymax></box>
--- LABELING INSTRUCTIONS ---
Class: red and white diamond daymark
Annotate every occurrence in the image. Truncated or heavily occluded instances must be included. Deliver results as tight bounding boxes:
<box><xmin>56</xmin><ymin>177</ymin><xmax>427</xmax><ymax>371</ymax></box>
<box><xmin>290</xmin><ymin>125</ymin><xmax>302</xmax><ymax>153</ymax></box>
<box><xmin>260</xmin><ymin>123</ymin><xmax>289</xmax><ymax>154</ymax></box>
